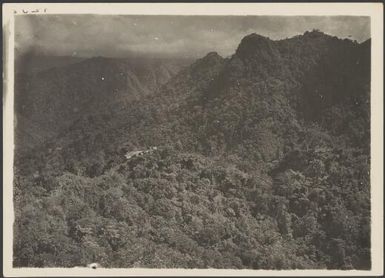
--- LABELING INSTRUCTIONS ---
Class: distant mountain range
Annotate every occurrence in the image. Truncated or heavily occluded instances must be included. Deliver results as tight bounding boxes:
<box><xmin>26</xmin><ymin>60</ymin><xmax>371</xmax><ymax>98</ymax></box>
<box><xmin>15</xmin><ymin>54</ymin><xmax>192</xmax><ymax>150</ymax></box>
<box><xmin>14</xmin><ymin>30</ymin><xmax>371</xmax><ymax>269</ymax></box>
<box><xmin>15</xmin><ymin>53</ymin><xmax>86</xmax><ymax>75</ymax></box>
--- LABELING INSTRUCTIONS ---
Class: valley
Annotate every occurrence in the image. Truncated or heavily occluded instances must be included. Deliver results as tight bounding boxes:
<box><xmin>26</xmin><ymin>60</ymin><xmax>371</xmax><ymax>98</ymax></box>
<box><xmin>13</xmin><ymin>30</ymin><xmax>371</xmax><ymax>269</ymax></box>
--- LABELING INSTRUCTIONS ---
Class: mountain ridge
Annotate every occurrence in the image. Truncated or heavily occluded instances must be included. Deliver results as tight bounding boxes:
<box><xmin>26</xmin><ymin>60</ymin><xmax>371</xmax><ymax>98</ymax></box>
<box><xmin>14</xmin><ymin>30</ymin><xmax>371</xmax><ymax>269</ymax></box>
<box><xmin>15</xmin><ymin>55</ymin><xmax>193</xmax><ymax>151</ymax></box>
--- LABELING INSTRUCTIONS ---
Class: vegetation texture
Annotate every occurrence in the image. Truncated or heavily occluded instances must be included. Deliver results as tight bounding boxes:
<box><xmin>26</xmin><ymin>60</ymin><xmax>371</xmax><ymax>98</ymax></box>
<box><xmin>14</xmin><ymin>30</ymin><xmax>370</xmax><ymax>269</ymax></box>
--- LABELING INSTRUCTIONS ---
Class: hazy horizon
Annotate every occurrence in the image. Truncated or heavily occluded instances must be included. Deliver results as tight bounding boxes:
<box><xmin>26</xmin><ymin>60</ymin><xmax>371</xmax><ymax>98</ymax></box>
<box><xmin>15</xmin><ymin>15</ymin><xmax>370</xmax><ymax>59</ymax></box>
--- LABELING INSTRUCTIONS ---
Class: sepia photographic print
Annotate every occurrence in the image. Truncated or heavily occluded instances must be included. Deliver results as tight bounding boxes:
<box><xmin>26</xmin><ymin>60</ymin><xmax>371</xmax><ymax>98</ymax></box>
<box><xmin>2</xmin><ymin>3</ymin><xmax>383</xmax><ymax>277</ymax></box>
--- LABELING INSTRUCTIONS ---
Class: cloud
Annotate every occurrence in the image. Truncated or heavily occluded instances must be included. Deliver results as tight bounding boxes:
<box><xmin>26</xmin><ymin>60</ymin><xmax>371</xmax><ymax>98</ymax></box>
<box><xmin>15</xmin><ymin>15</ymin><xmax>370</xmax><ymax>58</ymax></box>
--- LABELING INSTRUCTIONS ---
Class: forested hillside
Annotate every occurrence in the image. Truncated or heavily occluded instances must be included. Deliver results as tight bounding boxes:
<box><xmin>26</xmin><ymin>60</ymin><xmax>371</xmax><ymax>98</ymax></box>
<box><xmin>14</xmin><ymin>30</ymin><xmax>371</xmax><ymax>269</ymax></box>
<box><xmin>15</xmin><ymin>55</ymin><xmax>191</xmax><ymax>151</ymax></box>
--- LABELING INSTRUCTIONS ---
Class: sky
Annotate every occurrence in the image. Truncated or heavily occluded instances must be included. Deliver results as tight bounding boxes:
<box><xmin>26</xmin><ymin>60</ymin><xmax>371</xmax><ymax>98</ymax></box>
<box><xmin>15</xmin><ymin>15</ymin><xmax>370</xmax><ymax>59</ymax></box>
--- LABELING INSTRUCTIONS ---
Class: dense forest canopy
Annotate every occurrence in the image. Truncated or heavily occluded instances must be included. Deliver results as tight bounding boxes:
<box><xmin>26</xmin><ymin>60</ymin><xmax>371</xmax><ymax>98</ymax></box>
<box><xmin>14</xmin><ymin>30</ymin><xmax>371</xmax><ymax>269</ymax></box>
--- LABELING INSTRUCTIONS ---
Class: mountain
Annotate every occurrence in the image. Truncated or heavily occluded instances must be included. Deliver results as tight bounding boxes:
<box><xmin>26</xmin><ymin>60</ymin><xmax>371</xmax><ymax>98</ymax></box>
<box><xmin>13</xmin><ymin>30</ymin><xmax>371</xmax><ymax>269</ymax></box>
<box><xmin>15</xmin><ymin>52</ymin><xmax>86</xmax><ymax>75</ymax></box>
<box><xmin>14</xmin><ymin>55</ymin><xmax>192</xmax><ymax>151</ymax></box>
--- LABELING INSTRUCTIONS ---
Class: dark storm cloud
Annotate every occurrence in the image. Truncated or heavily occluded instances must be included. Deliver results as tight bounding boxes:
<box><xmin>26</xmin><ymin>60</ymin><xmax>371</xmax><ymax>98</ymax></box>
<box><xmin>15</xmin><ymin>15</ymin><xmax>370</xmax><ymax>58</ymax></box>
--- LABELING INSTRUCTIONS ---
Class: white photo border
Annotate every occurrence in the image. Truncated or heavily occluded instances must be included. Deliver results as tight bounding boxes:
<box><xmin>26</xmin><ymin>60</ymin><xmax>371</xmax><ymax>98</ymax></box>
<box><xmin>2</xmin><ymin>2</ymin><xmax>383</xmax><ymax>277</ymax></box>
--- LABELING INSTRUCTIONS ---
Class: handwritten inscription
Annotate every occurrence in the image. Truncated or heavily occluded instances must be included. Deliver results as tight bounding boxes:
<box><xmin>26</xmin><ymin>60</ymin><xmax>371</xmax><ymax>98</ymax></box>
<box><xmin>13</xmin><ymin>8</ymin><xmax>47</xmax><ymax>14</ymax></box>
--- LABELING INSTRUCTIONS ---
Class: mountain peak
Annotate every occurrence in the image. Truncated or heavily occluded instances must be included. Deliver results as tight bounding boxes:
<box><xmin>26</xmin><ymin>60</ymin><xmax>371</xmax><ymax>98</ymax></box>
<box><xmin>242</xmin><ymin>33</ymin><xmax>270</xmax><ymax>40</ymax></box>
<box><xmin>201</xmin><ymin>51</ymin><xmax>223</xmax><ymax>63</ymax></box>
<box><xmin>235</xmin><ymin>33</ymin><xmax>278</xmax><ymax>60</ymax></box>
<box><xmin>303</xmin><ymin>29</ymin><xmax>327</xmax><ymax>38</ymax></box>
<box><xmin>191</xmin><ymin>51</ymin><xmax>224</xmax><ymax>71</ymax></box>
